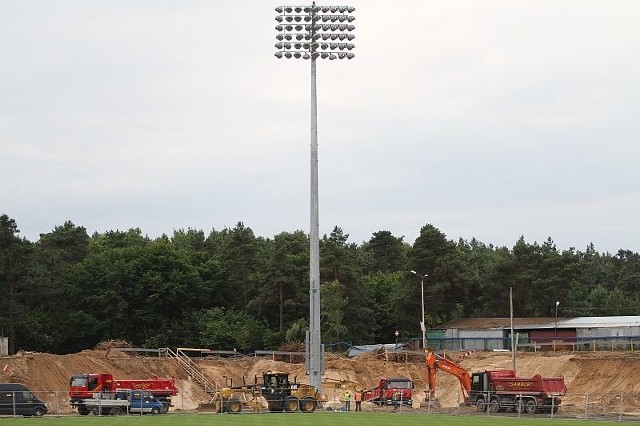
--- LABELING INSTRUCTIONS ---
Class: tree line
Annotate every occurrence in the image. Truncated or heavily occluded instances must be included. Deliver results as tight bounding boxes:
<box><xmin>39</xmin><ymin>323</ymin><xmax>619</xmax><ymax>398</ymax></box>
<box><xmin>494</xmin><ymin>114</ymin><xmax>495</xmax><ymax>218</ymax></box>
<box><xmin>1</xmin><ymin>213</ymin><xmax>639</xmax><ymax>355</ymax></box>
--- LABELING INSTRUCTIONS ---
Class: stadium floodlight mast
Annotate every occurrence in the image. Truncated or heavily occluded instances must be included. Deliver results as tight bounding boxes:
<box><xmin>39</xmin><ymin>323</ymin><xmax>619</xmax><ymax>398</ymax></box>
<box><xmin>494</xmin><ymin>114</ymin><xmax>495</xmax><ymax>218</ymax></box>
<box><xmin>274</xmin><ymin>3</ymin><xmax>355</xmax><ymax>394</ymax></box>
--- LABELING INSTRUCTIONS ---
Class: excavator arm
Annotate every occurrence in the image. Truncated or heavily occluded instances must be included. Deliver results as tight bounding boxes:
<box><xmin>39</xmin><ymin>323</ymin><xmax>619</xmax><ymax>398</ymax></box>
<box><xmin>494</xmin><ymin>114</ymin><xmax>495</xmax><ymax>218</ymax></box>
<box><xmin>426</xmin><ymin>351</ymin><xmax>471</xmax><ymax>403</ymax></box>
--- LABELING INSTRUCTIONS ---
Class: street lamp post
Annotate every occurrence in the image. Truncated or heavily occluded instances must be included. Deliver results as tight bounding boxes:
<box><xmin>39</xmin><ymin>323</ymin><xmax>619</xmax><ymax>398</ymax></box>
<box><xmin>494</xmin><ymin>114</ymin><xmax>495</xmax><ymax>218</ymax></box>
<box><xmin>395</xmin><ymin>330</ymin><xmax>400</xmax><ymax>348</ymax></box>
<box><xmin>410</xmin><ymin>270</ymin><xmax>428</xmax><ymax>349</ymax></box>
<box><xmin>555</xmin><ymin>301</ymin><xmax>560</xmax><ymax>338</ymax></box>
<box><xmin>275</xmin><ymin>4</ymin><xmax>355</xmax><ymax>394</ymax></box>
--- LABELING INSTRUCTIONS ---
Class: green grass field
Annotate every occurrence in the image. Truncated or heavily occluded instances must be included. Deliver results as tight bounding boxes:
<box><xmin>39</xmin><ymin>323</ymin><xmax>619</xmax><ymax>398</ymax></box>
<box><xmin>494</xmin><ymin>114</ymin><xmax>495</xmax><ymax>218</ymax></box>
<box><xmin>0</xmin><ymin>412</ymin><xmax>628</xmax><ymax>426</ymax></box>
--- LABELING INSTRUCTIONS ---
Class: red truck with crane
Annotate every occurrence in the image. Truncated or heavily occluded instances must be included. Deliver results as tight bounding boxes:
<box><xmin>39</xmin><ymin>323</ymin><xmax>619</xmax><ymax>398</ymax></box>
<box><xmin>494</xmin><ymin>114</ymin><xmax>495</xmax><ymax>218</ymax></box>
<box><xmin>362</xmin><ymin>377</ymin><xmax>414</xmax><ymax>407</ymax></box>
<box><xmin>426</xmin><ymin>351</ymin><xmax>567</xmax><ymax>414</ymax></box>
<box><xmin>69</xmin><ymin>373</ymin><xmax>178</xmax><ymax>415</ymax></box>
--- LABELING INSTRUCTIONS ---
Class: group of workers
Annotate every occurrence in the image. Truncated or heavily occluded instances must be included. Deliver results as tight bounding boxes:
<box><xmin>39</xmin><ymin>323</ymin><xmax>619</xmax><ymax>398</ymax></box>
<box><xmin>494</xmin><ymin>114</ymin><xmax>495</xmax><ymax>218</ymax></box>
<box><xmin>342</xmin><ymin>390</ymin><xmax>362</xmax><ymax>411</ymax></box>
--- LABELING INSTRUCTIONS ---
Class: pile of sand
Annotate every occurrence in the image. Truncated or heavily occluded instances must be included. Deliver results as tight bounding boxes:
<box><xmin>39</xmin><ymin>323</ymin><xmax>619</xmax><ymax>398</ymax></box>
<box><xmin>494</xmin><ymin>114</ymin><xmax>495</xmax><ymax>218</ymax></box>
<box><xmin>2</xmin><ymin>348</ymin><xmax>639</xmax><ymax>413</ymax></box>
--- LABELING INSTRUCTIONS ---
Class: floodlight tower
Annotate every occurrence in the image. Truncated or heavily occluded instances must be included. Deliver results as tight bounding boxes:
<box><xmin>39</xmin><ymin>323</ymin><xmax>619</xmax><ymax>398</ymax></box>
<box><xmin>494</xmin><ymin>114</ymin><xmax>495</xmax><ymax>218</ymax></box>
<box><xmin>274</xmin><ymin>3</ymin><xmax>355</xmax><ymax>393</ymax></box>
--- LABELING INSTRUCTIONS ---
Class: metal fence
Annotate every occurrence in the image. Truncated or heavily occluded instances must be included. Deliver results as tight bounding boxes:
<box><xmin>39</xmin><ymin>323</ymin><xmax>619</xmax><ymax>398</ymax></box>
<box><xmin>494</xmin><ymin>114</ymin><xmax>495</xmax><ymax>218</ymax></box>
<box><xmin>2</xmin><ymin>389</ymin><xmax>639</xmax><ymax>420</ymax></box>
<box><xmin>419</xmin><ymin>391</ymin><xmax>640</xmax><ymax>422</ymax></box>
<box><xmin>421</xmin><ymin>336</ymin><xmax>640</xmax><ymax>352</ymax></box>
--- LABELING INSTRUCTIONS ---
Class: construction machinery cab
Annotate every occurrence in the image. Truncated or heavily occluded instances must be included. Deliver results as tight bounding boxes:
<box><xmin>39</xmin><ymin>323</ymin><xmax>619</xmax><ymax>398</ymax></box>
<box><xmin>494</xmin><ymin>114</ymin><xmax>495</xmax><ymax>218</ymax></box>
<box><xmin>261</xmin><ymin>372</ymin><xmax>294</xmax><ymax>411</ymax></box>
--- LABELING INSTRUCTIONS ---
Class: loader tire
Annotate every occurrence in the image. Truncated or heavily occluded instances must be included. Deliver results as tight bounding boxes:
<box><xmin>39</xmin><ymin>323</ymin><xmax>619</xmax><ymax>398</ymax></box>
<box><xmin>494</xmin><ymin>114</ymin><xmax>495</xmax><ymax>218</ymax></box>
<box><xmin>300</xmin><ymin>397</ymin><xmax>317</xmax><ymax>413</ymax></box>
<box><xmin>225</xmin><ymin>398</ymin><xmax>242</xmax><ymax>414</ymax></box>
<box><xmin>285</xmin><ymin>397</ymin><xmax>299</xmax><ymax>412</ymax></box>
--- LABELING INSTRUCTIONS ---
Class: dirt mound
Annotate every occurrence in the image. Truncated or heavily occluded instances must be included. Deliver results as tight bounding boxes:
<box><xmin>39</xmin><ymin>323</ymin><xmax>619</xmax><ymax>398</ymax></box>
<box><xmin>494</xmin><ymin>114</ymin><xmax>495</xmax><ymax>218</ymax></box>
<box><xmin>2</xmin><ymin>349</ymin><xmax>640</xmax><ymax>414</ymax></box>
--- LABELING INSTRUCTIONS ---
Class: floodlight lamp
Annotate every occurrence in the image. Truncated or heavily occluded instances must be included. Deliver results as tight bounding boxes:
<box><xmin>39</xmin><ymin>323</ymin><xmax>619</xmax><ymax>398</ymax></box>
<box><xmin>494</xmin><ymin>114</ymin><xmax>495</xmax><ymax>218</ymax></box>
<box><xmin>347</xmin><ymin>6</ymin><xmax>355</xmax><ymax>12</ymax></box>
<box><xmin>329</xmin><ymin>34</ymin><xmax>336</xmax><ymax>40</ymax></box>
<box><xmin>275</xmin><ymin>42</ymin><xmax>283</xmax><ymax>49</ymax></box>
<box><xmin>338</xmin><ymin>15</ymin><xmax>346</xmax><ymax>22</ymax></box>
<box><xmin>285</xmin><ymin>16</ymin><xmax>293</xmax><ymax>22</ymax></box>
<box><xmin>284</xmin><ymin>52</ymin><xmax>292</xmax><ymax>58</ymax></box>
<box><xmin>346</xmin><ymin>34</ymin><xmax>355</xmax><ymax>40</ymax></box>
<box><xmin>275</xmin><ymin>52</ymin><xmax>283</xmax><ymax>58</ymax></box>
<box><xmin>338</xmin><ymin>34</ymin><xmax>346</xmax><ymax>40</ymax></box>
<box><xmin>321</xmin><ymin>6</ymin><xmax>330</xmax><ymax>12</ymax></box>
<box><xmin>347</xmin><ymin>43</ymin><xmax>354</xmax><ymax>50</ymax></box>
<box><xmin>330</xmin><ymin>16</ymin><xmax>338</xmax><ymax>22</ymax></box>
<box><xmin>275</xmin><ymin>6</ymin><xmax>283</xmax><ymax>13</ymax></box>
<box><xmin>304</xmin><ymin>16</ymin><xmax>311</xmax><ymax>22</ymax></box>
<box><xmin>338</xmin><ymin>52</ymin><xmax>346</xmax><ymax>59</ymax></box>
<box><xmin>337</xmin><ymin>24</ymin><xmax>346</xmax><ymax>31</ymax></box>
<box><xmin>294</xmin><ymin>43</ymin><xmax>302</xmax><ymax>49</ymax></box>
<box><xmin>303</xmin><ymin>53</ymin><xmax>310</xmax><ymax>59</ymax></box>
<box><xmin>285</xmin><ymin>25</ymin><xmax>293</xmax><ymax>31</ymax></box>
<box><xmin>294</xmin><ymin>52</ymin><xmax>302</xmax><ymax>58</ymax></box>
<box><xmin>347</xmin><ymin>16</ymin><xmax>355</xmax><ymax>22</ymax></box>
<box><xmin>303</xmin><ymin>7</ymin><xmax>311</xmax><ymax>13</ymax></box>
<box><xmin>321</xmin><ymin>16</ymin><xmax>330</xmax><ymax>22</ymax></box>
<box><xmin>321</xmin><ymin>34</ymin><xmax>330</xmax><ymax>40</ymax></box>
<box><xmin>295</xmin><ymin>25</ymin><xmax>303</xmax><ymax>31</ymax></box>
<box><xmin>285</xmin><ymin>34</ymin><xmax>292</xmax><ymax>40</ymax></box>
<box><xmin>276</xmin><ymin>16</ymin><xmax>283</xmax><ymax>22</ymax></box>
<box><xmin>312</xmin><ymin>52</ymin><xmax>320</xmax><ymax>59</ymax></box>
<box><xmin>329</xmin><ymin>53</ymin><xmax>337</xmax><ymax>60</ymax></box>
<box><xmin>277</xmin><ymin>34</ymin><xmax>284</xmax><ymax>41</ymax></box>
<box><xmin>347</xmin><ymin>24</ymin><xmax>355</xmax><ymax>31</ymax></box>
<box><xmin>330</xmin><ymin>6</ymin><xmax>338</xmax><ymax>12</ymax></box>
<box><xmin>320</xmin><ymin>43</ymin><xmax>328</xmax><ymax>49</ymax></box>
<box><xmin>276</xmin><ymin>25</ymin><xmax>283</xmax><ymax>31</ymax></box>
<box><xmin>296</xmin><ymin>34</ymin><xmax>304</xmax><ymax>41</ymax></box>
<box><xmin>347</xmin><ymin>52</ymin><xmax>355</xmax><ymax>59</ymax></box>
<box><xmin>321</xmin><ymin>53</ymin><xmax>329</xmax><ymax>59</ymax></box>
<box><xmin>284</xmin><ymin>7</ymin><xmax>292</xmax><ymax>13</ymax></box>
<box><xmin>329</xmin><ymin>43</ymin><xmax>337</xmax><ymax>49</ymax></box>
<box><xmin>294</xmin><ymin>6</ymin><xmax>302</xmax><ymax>12</ymax></box>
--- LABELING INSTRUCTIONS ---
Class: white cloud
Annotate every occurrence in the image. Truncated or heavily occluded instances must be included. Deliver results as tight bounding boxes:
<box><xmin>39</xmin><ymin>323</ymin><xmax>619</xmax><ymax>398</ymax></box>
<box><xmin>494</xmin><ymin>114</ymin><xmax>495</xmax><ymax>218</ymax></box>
<box><xmin>1</xmin><ymin>0</ymin><xmax>639</xmax><ymax>253</ymax></box>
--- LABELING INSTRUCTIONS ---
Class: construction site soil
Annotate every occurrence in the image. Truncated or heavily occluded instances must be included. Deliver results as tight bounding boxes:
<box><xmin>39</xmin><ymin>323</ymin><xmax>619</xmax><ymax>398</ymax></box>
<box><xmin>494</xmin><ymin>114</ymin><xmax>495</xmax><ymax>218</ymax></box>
<box><xmin>2</xmin><ymin>348</ymin><xmax>640</xmax><ymax>415</ymax></box>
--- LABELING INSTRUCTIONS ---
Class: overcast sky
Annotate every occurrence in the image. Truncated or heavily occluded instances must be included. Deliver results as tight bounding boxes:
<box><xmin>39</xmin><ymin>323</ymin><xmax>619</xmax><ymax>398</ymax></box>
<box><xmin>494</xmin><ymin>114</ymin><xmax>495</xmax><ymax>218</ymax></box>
<box><xmin>2</xmin><ymin>0</ymin><xmax>639</xmax><ymax>253</ymax></box>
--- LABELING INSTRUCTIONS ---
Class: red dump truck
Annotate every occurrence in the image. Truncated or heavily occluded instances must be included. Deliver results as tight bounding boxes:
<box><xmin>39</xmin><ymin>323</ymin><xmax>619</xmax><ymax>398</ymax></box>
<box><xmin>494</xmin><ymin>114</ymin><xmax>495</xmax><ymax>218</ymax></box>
<box><xmin>69</xmin><ymin>373</ymin><xmax>178</xmax><ymax>415</ymax></box>
<box><xmin>362</xmin><ymin>377</ymin><xmax>414</xmax><ymax>406</ymax></box>
<box><xmin>426</xmin><ymin>351</ymin><xmax>567</xmax><ymax>414</ymax></box>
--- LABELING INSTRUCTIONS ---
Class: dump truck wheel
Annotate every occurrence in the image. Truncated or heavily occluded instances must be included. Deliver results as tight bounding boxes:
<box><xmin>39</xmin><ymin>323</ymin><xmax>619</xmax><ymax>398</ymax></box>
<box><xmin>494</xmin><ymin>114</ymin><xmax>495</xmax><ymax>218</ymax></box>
<box><xmin>515</xmin><ymin>399</ymin><xmax>525</xmax><ymax>414</ymax></box>
<box><xmin>525</xmin><ymin>399</ymin><xmax>536</xmax><ymax>414</ymax></box>
<box><xmin>489</xmin><ymin>396</ymin><xmax>500</xmax><ymax>413</ymax></box>
<box><xmin>78</xmin><ymin>406</ymin><xmax>90</xmax><ymax>416</ymax></box>
<box><xmin>109</xmin><ymin>407</ymin><xmax>123</xmax><ymax>416</ymax></box>
<box><xmin>300</xmin><ymin>397</ymin><xmax>317</xmax><ymax>413</ymax></box>
<box><xmin>285</xmin><ymin>397</ymin><xmax>299</xmax><ymax>412</ymax></box>
<box><xmin>226</xmin><ymin>398</ymin><xmax>242</xmax><ymax>414</ymax></box>
<box><xmin>475</xmin><ymin>398</ymin><xmax>486</xmax><ymax>412</ymax></box>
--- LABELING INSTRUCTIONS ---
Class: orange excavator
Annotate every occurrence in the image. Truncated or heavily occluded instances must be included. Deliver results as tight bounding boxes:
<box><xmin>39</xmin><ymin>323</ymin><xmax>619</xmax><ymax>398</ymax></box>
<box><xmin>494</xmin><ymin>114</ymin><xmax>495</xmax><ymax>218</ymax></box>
<box><xmin>425</xmin><ymin>351</ymin><xmax>566</xmax><ymax>414</ymax></box>
<box><xmin>425</xmin><ymin>351</ymin><xmax>471</xmax><ymax>403</ymax></box>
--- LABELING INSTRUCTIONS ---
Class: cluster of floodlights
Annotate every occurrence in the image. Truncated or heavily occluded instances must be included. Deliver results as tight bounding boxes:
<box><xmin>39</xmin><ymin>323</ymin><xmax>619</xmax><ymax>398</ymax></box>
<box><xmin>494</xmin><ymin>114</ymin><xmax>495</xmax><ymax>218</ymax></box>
<box><xmin>275</xmin><ymin>5</ymin><xmax>355</xmax><ymax>60</ymax></box>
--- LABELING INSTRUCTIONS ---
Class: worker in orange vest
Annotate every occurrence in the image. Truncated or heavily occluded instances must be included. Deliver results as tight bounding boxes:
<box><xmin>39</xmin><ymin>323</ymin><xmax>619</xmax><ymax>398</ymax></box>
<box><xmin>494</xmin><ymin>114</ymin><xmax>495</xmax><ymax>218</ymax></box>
<box><xmin>354</xmin><ymin>389</ymin><xmax>362</xmax><ymax>411</ymax></box>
